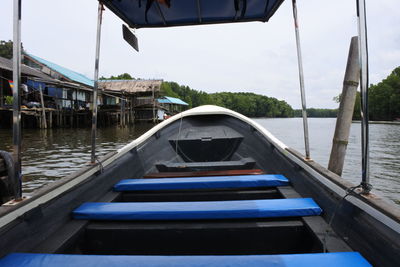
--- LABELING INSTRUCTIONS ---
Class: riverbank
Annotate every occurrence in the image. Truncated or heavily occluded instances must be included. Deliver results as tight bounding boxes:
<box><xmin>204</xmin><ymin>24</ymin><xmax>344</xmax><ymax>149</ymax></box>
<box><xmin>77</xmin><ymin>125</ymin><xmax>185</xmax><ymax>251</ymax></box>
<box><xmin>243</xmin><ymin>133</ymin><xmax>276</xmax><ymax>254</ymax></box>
<box><xmin>352</xmin><ymin>120</ymin><xmax>400</xmax><ymax>125</ymax></box>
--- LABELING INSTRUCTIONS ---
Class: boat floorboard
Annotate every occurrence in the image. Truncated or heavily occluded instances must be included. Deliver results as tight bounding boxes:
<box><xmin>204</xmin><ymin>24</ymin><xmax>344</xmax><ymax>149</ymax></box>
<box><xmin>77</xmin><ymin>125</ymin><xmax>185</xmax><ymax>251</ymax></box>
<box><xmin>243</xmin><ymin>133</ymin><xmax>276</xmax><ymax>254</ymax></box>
<box><xmin>277</xmin><ymin>186</ymin><xmax>352</xmax><ymax>253</ymax></box>
<box><xmin>118</xmin><ymin>188</ymin><xmax>281</xmax><ymax>202</ymax></box>
<box><xmin>31</xmin><ymin>183</ymin><xmax>351</xmax><ymax>256</ymax></box>
<box><xmin>31</xmin><ymin>191</ymin><xmax>120</xmax><ymax>254</ymax></box>
<box><xmin>82</xmin><ymin>219</ymin><xmax>310</xmax><ymax>255</ymax></box>
<box><xmin>144</xmin><ymin>169</ymin><xmax>265</xmax><ymax>178</ymax></box>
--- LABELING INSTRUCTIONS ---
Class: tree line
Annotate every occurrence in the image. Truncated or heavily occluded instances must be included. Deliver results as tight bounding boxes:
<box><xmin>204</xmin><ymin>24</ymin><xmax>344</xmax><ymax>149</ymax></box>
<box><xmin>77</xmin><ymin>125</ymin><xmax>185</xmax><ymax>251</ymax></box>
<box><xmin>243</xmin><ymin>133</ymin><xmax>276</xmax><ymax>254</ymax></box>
<box><xmin>335</xmin><ymin>66</ymin><xmax>400</xmax><ymax>121</ymax></box>
<box><xmin>161</xmin><ymin>82</ymin><xmax>294</xmax><ymax>118</ymax></box>
<box><xmin>363</xmin><ymin>66</ymin><xmax>400</xmax><ymax>121</ymax></box>
<box><xmin>293</xmin><ymin>108</ymin><xmax>338</xmax><ymax>118</ymax></box>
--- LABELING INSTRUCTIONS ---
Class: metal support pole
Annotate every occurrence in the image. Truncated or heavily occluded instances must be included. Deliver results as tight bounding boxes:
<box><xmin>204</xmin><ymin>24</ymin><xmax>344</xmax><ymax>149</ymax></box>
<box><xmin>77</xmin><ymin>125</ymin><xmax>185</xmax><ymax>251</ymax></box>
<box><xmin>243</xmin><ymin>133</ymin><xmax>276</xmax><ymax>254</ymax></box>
<box><xmin>357</xmin><ymin>0</ymin><xmax>372</xmax><ymax>193</ymax></box>
<box><xmin>12</xmin><ymin>0</ymin><xmax>22</xmax><ymax>199</ymax></box>
<box><xmin>291</xmin><ymin>0</ymin><xmax>310</xmax><ymax>160</ymax></box>
<box><xmin>91</xmin><ymin>2</ymin><xmax>104</xmax><ymax>164</ymax></box>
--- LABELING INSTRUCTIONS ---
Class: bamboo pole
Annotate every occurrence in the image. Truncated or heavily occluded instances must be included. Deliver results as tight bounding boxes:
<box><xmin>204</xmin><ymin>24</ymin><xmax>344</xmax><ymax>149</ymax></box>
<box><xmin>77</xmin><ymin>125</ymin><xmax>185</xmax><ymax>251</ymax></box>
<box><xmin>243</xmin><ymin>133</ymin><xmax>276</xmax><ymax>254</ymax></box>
<box><xmin>328</xmin><ymin>37</ymin><xmax>360</xmax><ymax>176</ymax></box>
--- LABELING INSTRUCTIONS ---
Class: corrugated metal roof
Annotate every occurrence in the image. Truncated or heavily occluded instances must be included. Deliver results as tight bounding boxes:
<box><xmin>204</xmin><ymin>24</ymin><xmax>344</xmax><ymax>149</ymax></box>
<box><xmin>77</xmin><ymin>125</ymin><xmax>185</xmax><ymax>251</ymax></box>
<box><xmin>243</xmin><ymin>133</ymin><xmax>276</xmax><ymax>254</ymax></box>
<box><xmin>0</xmin><ymin>56</ymin><xmax>55</xmax><ymax>81</ymax></box>
<box><xmin>24</xmin><ymin>53</ymin><xmax>94</xmax><ymax>87</ymax></box>
<box><xmin>158</xmin><ymin>96</ymin><xmax>188</xmax><ymax>106</ymax></box>
<box><xmin>98</xmin><ymin>79</ymin><xmax>162</xmax><ymax>94</ymax></box>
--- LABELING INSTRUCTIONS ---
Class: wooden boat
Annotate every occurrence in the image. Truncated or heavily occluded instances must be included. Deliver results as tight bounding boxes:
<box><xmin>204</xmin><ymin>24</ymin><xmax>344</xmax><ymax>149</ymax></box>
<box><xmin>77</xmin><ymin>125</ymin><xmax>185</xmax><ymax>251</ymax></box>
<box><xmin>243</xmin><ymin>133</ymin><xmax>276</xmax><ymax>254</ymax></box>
<box><xmin>1</xmin><ymin>1</ymin><xmax>399</xmax><ymax>266</ymax></box>
<box><xmin>0</xmin><ymin>105</ymin><xmax>399</xmax><ymax>266</ymax></box>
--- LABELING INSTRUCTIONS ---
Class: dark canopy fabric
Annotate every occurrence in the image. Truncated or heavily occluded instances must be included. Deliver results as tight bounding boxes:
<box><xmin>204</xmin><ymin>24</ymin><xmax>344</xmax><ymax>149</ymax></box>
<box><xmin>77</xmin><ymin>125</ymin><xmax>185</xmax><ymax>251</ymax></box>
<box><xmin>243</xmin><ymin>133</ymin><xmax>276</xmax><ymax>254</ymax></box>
<box><xmin>102</xmin><ymin>0</ymin><xmax>285</xmax><ymax>29</ymax></box>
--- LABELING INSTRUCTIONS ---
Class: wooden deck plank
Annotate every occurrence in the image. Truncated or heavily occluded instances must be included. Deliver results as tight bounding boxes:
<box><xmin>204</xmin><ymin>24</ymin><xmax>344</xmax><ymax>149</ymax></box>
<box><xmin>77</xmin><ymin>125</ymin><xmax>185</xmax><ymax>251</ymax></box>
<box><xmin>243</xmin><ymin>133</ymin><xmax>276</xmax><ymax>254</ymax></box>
<box><xmin>277</xmin><ymin>186</ymin><xmax>352</xmax><ymax>252</ymax></box>
<box><xmin>144</xmin><ymin>169</ymin><xmax>265</xmax><ymax>178</ymax></box>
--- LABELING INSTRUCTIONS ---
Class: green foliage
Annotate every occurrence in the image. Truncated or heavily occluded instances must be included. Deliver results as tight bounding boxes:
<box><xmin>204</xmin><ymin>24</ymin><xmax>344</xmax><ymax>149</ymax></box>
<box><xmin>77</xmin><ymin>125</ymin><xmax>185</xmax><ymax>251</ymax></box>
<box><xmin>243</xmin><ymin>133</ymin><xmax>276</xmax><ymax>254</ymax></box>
<box><xmin>368</xmin><ymin>66</ymin><xmax>400</xmax><ymax>120</ymax></box>
<box><xmin>160</xmin><ymin>82</ymin><xmax>180</xmax><ymax>99</ymax></box>
<box><xmin>352</xmin><ymin>92</ymin><xmax>361</xmax><ymax>120</ymax></box>
<box><xmin>210</xmin><ymin>92</ymin><xmax>293</xmax><ymax>118</ymax></box>
<box><xmin>0</xmin><ymin>40</ymin><xmax>24</xmax><ymax>59</ymax></box>
<box><xmin>4</xmin><ymin>96</ymin><xmax>13</xmax><ymax>105</ymax></box>
<box><xmin>294</xmin><ymin>108</ymin><xmax>338</xmax><ymax>118</ymax></box>
<box><xmin>0</xmin><ymin>40</ymin><xmax>13</xmax><ymax>59</ymax></box>
<box><xmin>335</xmin><ymin>66</ymin><xmax>400</xmax><ymax>121</ymax></box>
<box><xmin>100</xmin><ymin>73</ymin><xmax>135</xmax><ymax>80</ymax></box>
<box><xmin>161</xmin><ymin>81</ymin><xmax>294</xmax><ymax>118</ymax></box>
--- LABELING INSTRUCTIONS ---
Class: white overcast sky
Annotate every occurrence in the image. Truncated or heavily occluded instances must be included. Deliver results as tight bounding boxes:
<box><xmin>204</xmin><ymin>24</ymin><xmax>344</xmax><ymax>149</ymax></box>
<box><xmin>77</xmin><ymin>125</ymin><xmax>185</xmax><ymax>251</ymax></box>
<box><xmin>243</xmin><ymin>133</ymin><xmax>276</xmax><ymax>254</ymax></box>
<box><xmin>1</xmin><ymin>0</ymin><xmax>399</xmax><ymax>108</ymax></box>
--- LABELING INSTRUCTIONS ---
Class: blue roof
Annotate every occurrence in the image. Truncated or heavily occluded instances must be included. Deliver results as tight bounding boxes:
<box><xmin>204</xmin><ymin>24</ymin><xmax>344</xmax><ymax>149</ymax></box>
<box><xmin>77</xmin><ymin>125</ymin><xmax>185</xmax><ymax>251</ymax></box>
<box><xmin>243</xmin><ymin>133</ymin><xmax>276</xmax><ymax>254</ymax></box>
<box><xmin>25</xmin><ymin>53</ymin><xmax>94</xmax><ymax>87</ymax></box>
<box><xmin>103</xmin><ymin>0</ymin><xmax>284</xmax><ymax>29</ymax></box>
<box><xmin>158</xmin><ymin>96</ymin><xmax>188</xmax><ymax>106</ymax></box>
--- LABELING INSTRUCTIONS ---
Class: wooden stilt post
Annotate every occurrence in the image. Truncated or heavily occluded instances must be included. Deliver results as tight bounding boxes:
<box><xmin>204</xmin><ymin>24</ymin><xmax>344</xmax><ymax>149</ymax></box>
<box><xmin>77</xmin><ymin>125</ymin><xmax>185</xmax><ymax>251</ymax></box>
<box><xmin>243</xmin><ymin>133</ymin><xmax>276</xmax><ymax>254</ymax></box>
<box><xmin>152</xmin><ymin>87</ymin><xmax>156</xmax><ymax>123</ymax></box>
<box><xmin>328</xmin><ymin>37</ymin><xmax>360</xmax><ymax>176</ymax></box>
<box><xmin>70</xmin><ymin>97</ymin><xmax>73</xmax><ymax>127</ymax></box>
<box><xmin>58</xmin><ymin>110</ymin><xmax>61</xmax><ymax>127</ymax></box>
<box><xmin>0</xmin><ymin>71</ymin><xmax>4</xmax><ymax>107</ymax></box>
<box><xmin>37</xmin><ymin>114</ymin><xmax>41</xmax><ymax>129</ymax></box>
<box><xmin>39</xmin><ymin>85</ymin><xmax>47</xmax><ymax>129</ymax></box>
<box><xmin>49</xmin><ymin>111</ymin><xmax>53</xmax><ymax>128</ymax></box>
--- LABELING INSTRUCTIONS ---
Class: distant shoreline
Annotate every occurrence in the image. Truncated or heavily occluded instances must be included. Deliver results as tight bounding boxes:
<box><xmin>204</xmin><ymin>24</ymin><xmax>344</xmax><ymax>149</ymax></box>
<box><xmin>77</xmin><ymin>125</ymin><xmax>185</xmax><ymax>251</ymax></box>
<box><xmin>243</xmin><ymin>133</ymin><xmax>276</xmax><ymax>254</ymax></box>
<box><xmin>352</xmin><ymin>120</ymin><xmax>400</xmax><ymax>125</ymax></box>
<box><xmin>259</xmin><ymin>117</ymin><xmax>400</xmax><ymax>125</ymax></box>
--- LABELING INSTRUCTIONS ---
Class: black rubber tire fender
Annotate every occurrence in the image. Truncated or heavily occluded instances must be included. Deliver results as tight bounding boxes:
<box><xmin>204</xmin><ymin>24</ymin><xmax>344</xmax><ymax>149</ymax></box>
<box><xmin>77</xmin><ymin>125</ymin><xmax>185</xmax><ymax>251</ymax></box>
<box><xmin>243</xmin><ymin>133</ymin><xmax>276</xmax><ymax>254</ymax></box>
<box><xmin>0</xmin><ymin>150</ymin><xmax>17</xmax><ymax>201</ymax></box>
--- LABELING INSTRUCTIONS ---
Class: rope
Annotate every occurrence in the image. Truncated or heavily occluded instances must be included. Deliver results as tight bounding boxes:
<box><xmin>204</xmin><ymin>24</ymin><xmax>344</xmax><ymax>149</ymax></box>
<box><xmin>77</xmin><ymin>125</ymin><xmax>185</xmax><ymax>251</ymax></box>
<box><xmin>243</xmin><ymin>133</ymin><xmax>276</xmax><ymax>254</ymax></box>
<box><xmin>95</xmin><ymin>156</ymin><xmax>104</xmax><ymax>174</ymax></box>
<box><xmin>175</xmin><ymin>112</ymin><xmax>183</xmax><ymax>159</ymax></box>
<box><xmin>322</xmin><ymin>184</ymin><xmax>363</xmax><ymax>253</ymax></box>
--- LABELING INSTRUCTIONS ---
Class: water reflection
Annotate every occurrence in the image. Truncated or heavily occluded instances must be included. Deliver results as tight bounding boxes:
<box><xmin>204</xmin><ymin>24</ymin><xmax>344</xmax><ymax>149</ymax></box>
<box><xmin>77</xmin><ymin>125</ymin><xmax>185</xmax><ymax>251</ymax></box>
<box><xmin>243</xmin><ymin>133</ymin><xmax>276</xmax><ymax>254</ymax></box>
<box><xmin>0</xmin><ymin>124</ymin><xmax>153</xmax><ymax>194</ymax></box>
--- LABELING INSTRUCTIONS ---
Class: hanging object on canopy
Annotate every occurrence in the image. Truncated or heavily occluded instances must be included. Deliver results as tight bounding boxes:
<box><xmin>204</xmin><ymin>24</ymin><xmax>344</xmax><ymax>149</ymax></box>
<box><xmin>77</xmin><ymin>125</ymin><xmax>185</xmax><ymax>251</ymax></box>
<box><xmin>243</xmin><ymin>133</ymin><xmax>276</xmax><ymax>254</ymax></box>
<box><xmin>122</xmin><ymin>24</ymin><xmax>139</xmax><ymax>52</ymax></box>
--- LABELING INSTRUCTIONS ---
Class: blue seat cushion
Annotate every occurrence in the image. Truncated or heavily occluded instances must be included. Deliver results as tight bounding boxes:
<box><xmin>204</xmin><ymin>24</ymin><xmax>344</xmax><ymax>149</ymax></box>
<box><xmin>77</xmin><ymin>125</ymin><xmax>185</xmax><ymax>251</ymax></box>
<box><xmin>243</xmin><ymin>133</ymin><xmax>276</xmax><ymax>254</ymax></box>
<box><xmin>72</xmin><ymin>198</ymin><xmax>322</xmax><ymax>221</ymax></box>
<box><xmin>114</xmin><ymin>174</ymin><xmax>289</xmax><ymax>191</ymax></box>
<box><xmin>0</xmin><ymin>252</ymin><xmax>371</xmax><ymax>267</ymax></box>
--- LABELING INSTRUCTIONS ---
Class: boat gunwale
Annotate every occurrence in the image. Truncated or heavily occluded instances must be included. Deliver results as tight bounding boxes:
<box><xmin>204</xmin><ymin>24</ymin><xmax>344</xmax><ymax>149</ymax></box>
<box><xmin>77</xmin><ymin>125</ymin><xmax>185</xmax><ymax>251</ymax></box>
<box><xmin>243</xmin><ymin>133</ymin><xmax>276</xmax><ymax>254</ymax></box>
<box><xmin>285</xmin><ymin>147</ymin><xmax>400</xmax><ymax>228</ymax></box>
<box><xmin>0</xmin><ymin>105</ymin><xmax>399</xmax><ymax>235</ymax></box>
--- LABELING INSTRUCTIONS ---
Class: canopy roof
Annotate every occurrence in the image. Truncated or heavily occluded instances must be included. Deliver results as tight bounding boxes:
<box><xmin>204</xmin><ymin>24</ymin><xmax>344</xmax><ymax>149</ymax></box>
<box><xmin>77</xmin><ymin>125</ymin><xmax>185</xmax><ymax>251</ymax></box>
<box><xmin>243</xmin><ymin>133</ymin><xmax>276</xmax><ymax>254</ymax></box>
<box><xmin>102</xmin><ymin>0</ymin><xmax>285</xmax><ymax>29</ymax></box>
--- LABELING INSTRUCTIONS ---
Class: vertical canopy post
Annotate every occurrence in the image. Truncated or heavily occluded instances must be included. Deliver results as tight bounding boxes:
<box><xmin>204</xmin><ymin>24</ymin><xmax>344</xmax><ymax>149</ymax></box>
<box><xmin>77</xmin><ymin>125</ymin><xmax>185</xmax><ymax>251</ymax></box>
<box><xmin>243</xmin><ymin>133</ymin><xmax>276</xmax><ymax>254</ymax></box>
<box><xmin>357</xmin><ymin>0</ymin><xmax>372</xmax><ymax>193</ymax></box>
<box><xmin>12</xmin><ymin>0</ymin><xmax>22</xmax><ymax>199</ymax></box>
<box><xmin>291</xmin><ymin>0</ymin><xmax>310</xmax><ymax>160</ymax></box>
<box><xmin>91</xmin><ymin>2</ymin><xmax>104</xmax><ymax>164</ymax></box>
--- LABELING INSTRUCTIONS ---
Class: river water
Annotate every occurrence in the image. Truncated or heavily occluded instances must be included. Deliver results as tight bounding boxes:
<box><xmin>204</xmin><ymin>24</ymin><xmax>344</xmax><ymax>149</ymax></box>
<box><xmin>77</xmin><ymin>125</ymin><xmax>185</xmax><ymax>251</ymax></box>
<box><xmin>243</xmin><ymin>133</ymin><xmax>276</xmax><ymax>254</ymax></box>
<box><xmin>254</xmin><ymin>118</ymin><xmax>400</xmax><ymax>205</ymax></box>
<box><xmin>0</xmin><ymin>118</ymin><xmax>399</xmax><ymax>205</ymax></box>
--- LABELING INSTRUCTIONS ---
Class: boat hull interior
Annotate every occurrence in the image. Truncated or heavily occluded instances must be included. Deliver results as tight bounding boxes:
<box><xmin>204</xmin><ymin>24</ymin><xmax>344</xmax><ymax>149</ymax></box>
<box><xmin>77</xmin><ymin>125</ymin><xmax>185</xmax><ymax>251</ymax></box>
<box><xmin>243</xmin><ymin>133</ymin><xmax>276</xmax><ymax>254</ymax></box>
<box><xmin>0</xmin><ymin>107</ymin><xmax>399</xmax><ymax>266</ymax></box>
